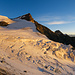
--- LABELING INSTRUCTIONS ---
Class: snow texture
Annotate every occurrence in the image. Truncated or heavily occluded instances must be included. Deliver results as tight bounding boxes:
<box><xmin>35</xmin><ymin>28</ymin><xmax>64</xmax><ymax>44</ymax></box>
<box><xmin>0</xmin><ymin>16</ymin><xmax>75</xmax><ymax>75</ymax></box>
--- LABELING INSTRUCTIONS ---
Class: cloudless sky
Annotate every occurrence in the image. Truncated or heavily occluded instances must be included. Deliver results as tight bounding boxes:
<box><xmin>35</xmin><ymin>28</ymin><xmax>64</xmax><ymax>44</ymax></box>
<box><xmin>0</xmin><ymin>0</ymin><xmax>75</xmax><ymax>34</ymax></box>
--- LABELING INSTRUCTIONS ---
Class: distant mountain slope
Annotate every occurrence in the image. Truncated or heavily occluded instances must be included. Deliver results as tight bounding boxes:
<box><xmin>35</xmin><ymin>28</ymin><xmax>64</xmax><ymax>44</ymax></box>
<box><xmin>69</xmin><ymin>35</ymin><xmax>75</xmax><ymax>37</ymax></box>
<box><xmin>18</xmin><ymin>13</ymin><xmax>75</xmax><ymax>48</ymax></box>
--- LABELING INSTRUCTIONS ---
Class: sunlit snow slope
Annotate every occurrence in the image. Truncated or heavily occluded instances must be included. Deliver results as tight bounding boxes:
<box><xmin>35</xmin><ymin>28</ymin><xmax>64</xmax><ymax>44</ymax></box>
<box><xmin>0</xmin><ymin>16</ymin><xmax>75</xmax><ymax>75</ymax></box>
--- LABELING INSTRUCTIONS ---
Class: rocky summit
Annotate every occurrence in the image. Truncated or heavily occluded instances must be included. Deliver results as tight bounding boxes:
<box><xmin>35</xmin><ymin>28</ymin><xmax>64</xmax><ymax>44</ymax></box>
<box><xmin>17</xmin><ymin>13</ymin><xmax>34</xmax><ymax>23</ymax></box>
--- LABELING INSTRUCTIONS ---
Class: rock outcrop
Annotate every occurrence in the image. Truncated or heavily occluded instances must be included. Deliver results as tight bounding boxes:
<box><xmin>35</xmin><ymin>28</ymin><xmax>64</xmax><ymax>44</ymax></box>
<box><xmin>17</xmin><ymin>13</ymin><xmax>34</xmax><ymax>23</ymax></box>
<box><xmin>0</xmin><ymin>21</ymin><xmax>8</xmax><ymax>26</ymax></box>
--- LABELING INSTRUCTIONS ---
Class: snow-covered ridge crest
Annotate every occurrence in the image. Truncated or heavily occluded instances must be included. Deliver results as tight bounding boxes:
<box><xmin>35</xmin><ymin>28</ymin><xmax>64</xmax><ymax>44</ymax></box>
<box><xmin>0</xmin><ymin>15</ymin><xmax>15</xmax><ymax>24</ymax></box>
<box><xmin>6</xmin><ymin>19</ymin><xmax>38</xmax><ymax>32</ymax></box>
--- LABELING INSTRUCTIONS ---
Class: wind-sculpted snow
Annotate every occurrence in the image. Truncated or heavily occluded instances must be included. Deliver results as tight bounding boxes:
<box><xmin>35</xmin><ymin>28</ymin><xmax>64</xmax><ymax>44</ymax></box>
<box><xmin>0</xmin><ymin>27</ymin><xmax>75</xmax><ymax>75</ymax></box>
<box><xmin>6</xmin><ymin>19</ymin><xmax>38</xmax><ymax>32</ymax></box>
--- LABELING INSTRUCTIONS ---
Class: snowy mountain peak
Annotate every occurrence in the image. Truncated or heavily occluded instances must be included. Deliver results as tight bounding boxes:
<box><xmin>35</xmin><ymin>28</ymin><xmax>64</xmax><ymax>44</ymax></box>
<box><xmin>0</xmin><ymin>14</ymin><xmax>75</xmax><ymax>75</ymax></box>
<box><xmin>0</xmin><ymin>14</ymin><xmax>75</xmax><ymax>48</ymax></box>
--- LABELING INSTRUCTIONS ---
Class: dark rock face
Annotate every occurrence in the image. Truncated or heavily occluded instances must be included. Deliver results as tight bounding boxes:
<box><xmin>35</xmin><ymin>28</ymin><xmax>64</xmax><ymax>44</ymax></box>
<box><xmin>17</xmin><ymin>13</ymin><xmax>34</xmax><ymax>23</ymax></box>
<box><xmin>0</xmin><ymin>21</ymin><xmax>8</xmax><ymax>26</ymax></box>
<box><xmin>34</xmin><ymin>21</ymin><xmax>59</xmax><ymax>41</ymax></box>
<box><xmin>55</xmin><ymin>30</ymin><xmax>75</xmax><ymax>47</ymax></box>
<box><xmin>18</xmin><ymin>13</ymin><xmax>75</xmax><ymax>48</ymax></box>
<box><xmin>35</xmin><ymin>22</ymin><xmax>75</xmax><ymax>47</ymax></box>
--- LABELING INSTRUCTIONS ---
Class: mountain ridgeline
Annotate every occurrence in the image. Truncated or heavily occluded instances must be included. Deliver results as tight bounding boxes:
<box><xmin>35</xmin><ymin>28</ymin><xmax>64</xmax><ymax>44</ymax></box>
<box><xmin>17</xmin><ymin>13</ymin><xmax>75</xmax><ymax>48</ymax></box>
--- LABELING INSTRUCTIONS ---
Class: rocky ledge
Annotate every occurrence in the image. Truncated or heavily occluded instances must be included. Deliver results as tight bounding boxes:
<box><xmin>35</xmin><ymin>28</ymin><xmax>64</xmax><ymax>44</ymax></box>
<box><xmin>0</xmin><ymin>21</ymin><xmax>8</xmax><ymax>26</ymax></box>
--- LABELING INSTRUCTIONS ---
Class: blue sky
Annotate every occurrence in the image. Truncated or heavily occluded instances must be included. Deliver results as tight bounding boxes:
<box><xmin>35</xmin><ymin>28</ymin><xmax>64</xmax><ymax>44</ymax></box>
<box><xmin>0</xmin><ymin>0</ymin><xmax>75</xmax><ymax>34</ymax></box>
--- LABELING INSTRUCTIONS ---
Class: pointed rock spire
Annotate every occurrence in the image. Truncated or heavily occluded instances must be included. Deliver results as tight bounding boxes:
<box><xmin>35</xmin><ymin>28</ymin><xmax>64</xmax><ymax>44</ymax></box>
<box><xmin>17</xmin><ymin>13</ymin><xmax>34</xmax><ymax>23</ymax></box>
